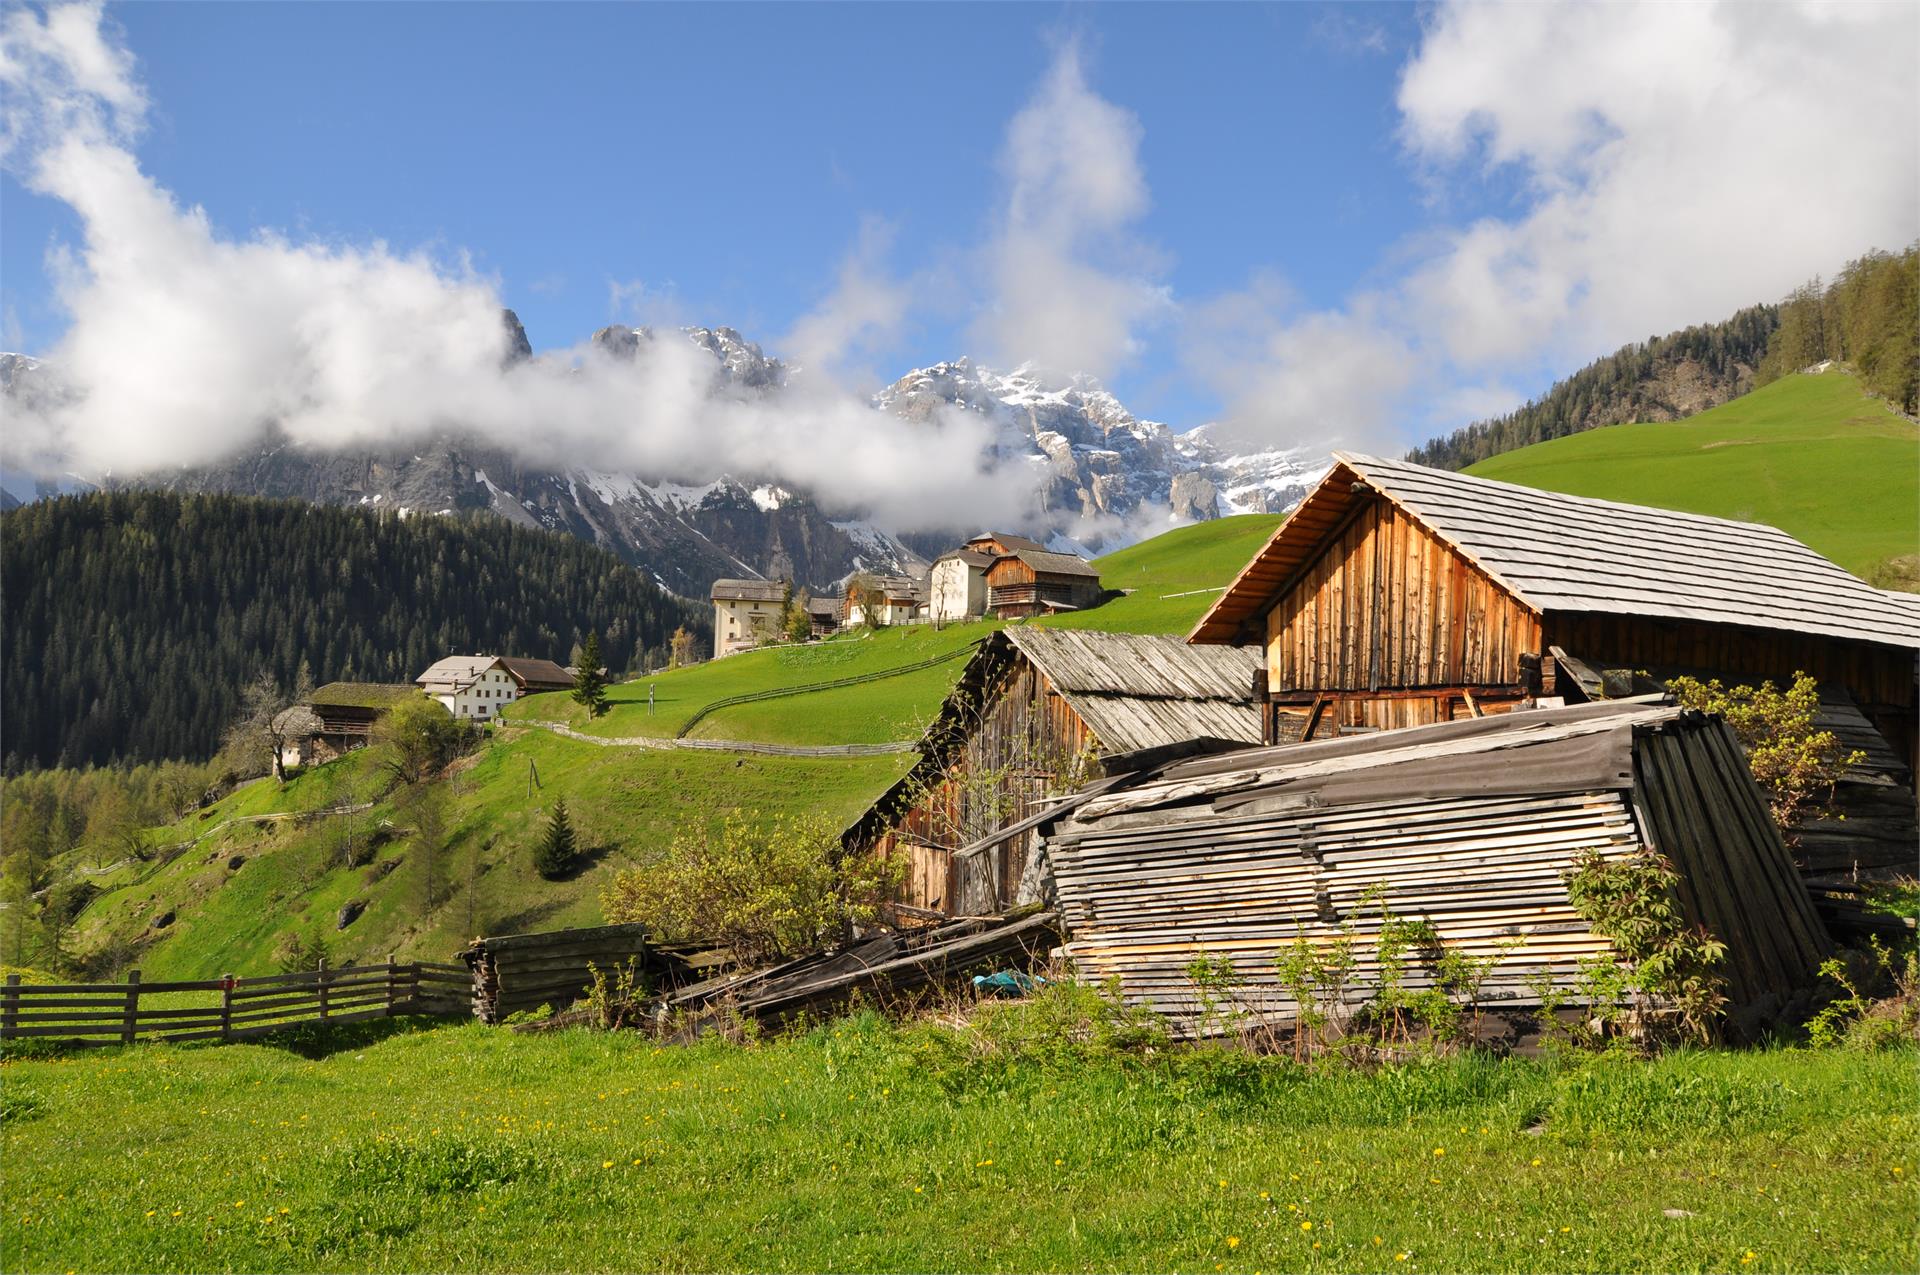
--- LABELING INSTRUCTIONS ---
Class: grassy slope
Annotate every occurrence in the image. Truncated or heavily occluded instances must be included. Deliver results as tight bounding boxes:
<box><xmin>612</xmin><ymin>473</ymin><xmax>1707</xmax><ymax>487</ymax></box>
<box><xmin>1040</xmin><ymin>513</ymin><xmax>1283</xmax><ymax>635</ymax></box>
<box><xmin>1468</xmin><ymin>371</ymin><xmax>1919</xmax><ymax>578</ymax></box>
<box><xmin>5</xmin><ymin>1023</ymin><xmax>1914</xmax><ymax>1273</ymax></box>
<box><xmin>506</xmin><ymin>619</ymin><xmax>1003</xmax><ymax>745</ymax></box>
<box><xmin>64</xmin><ymin>519</ymin><xmax>1265</xmax><ymax>981</ymax></box>
<box><xmin>74</xmin><ymin>737</ymin><xmax>906</xmax><ymax>978</ymax></box>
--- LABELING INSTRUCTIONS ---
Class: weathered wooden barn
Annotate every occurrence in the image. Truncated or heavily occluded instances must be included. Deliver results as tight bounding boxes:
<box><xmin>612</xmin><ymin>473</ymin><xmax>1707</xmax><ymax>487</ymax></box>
<box><xmin>844</xmin><ymin>628</ymin><xmax>1262</xmax><ymax>917</ymax></box>
<box><xmin>1191</xmin><ymin>453</ymin><xmax>1919</xmax><ymax>769</ymax></box>
<box><xmin>1043</xmin><ymin>699</ymin><xmax>1831</xmax><ymax>1039</ymax></box>
<box><xmin>985</xmin><ymin>550</ymin><xmax>1103</xmax><ymax>618</ymax></box>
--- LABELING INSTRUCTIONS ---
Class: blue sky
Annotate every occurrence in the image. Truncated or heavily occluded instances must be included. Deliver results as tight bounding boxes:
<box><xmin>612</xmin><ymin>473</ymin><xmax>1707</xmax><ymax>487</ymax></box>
<box><xmin>2</xmin><ymin>1</ymin><xmax>1913</xmax><ymax>490</ymax></box>
<box><xmin>2</xmin><ymin>3</ymin><xmax>1445</xmax><ymax>428</ymax></box>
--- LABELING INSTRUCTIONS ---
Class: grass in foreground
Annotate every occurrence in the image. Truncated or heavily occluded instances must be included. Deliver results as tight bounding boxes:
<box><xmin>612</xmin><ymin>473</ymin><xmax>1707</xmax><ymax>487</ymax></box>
<box><xmin>3</xmin><ymin>1020</ymin><xmax>1913</xmax><ymax>1273</ymax></box>
<box><xmin>1467</xmin><ymin>371</ymin><xmax>1919</xmax><ymax>579</ymax></box>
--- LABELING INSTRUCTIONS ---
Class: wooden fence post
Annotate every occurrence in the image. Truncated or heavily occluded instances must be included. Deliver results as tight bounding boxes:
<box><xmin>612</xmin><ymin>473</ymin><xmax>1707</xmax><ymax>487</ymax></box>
<box><xmin>220</xmin><ymin>974</ymin><xmax>234</xmax><ymax>1041</ymax></box>
<box><xmin>316</xmin><ymin>958</ymin><xmax>330</xmax><ymax>1024</ymax></box>
<box><xmin>2</xmin><ymin>974</ymin><xmax>19</xmax><ymax>1041</ymax></box>
<box><xmin>121</xmin><ymin>969</ymin><xmax>141</xmax><ymax>1045</ymax></box>
<box><xmin>384</xmin><ymin>956</ymin><xmax>397</xmax><ymax>1017</ymax></box>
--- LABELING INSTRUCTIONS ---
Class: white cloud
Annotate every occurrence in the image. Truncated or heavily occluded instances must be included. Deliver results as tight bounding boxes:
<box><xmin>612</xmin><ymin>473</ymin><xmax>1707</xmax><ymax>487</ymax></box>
<box><xmin>973</xmin><ymin>39</ymin><xmax>1169</xmax><ymax>381</ymax></box>
<box><xmin>0</xmin><ymin>3</ymin><xmax>1034</xmax><ymax>535</ymax></box>
<box><xmin>1187</xmin><ymin>0</ymin><xmax>1919</xmax><ymax>456</ymax></box>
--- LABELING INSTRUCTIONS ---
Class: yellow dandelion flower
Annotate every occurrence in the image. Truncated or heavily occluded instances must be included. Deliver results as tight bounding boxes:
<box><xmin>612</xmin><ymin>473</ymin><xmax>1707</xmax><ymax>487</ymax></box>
<box><xmin>1300</xmin><ymin>1221</ymin><xmax>1312</xmax><ymax>1232</ymax></box>
<box><xmin>1432</xmin><ymin>1147</ymin><xmax>1445</xmax><ymax>1157</ymax></box>
<box><xmin>1531</xmin><ymin>1157</ymin><xmax>1543</xmax><ymax>1167</ymax></box>
<box><xmin>1259</xmin><ymin>1191</ymin><xmax>1270</xmax><ymax>1201</ymax></box>
<box><xmin>171</xmin><ymin>1210</ymin><xmax>182</xmax><ymax>1218</ymax></box>
<box><xmin>602</xmin><ymin>1160</ymin><xmax>614</xmax><ymax>1169</ymax></box>
<box><xmin>1395</xmin><ymin>1254</ymin><xmax>1409</xmax><ymax>1263</ymax></box>
<box><xmin>914</xmin><ymin>1186</ymin><xmax>924</xmax><ymax>1195</ymax></box>
<box><xmin>1220</xmin><ymin>1178</ymin><xmax>1230</xmax><ymax>1188</ymax></box>
<box><xmin>1560</xmin><ymin>1227</ymin><xmax>1571</xmax><ymax>1233</ymax></box>
<box><xmin>232</xmin><ymin>1200</ymin><xmax>245</xmax><ymax>1208</ymax></box>
<box><xmin>1228</xmin><ymin>1236</ymin><xmax>1241</xmax><ymax>1249</ymax></box>
<box><xmin>1055</xmin><ymin>1158</ymin><xmax>1065</xmax><ymax>1166</ymax></box>
<box><xmin>145</xmin><ymin>1210</ymin><xmax>156</xmax><ymax>1218</ymax></box>
<box><xmin>977</xmin><ymin>1159</ymin><xmax>994</xmax><ymax>1167</ymax></box>
<box><xmin>1741</xmin><ymin>1253</ymin><xmax>1756</xmax><ymax>1265</ymax></box>
<box><xmin>1312</xmin><ymin>1242</ymin><xmax>1321</xmax><ymax>1250</ymax></box>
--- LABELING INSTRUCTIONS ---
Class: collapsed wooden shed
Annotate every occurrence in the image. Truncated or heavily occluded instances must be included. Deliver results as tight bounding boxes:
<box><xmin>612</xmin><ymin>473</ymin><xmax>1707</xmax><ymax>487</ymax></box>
<box><xmin>844</xmin><ymin>627</ymin><xmax>1263</xmax><ymax>918</ymax></box>
<box><xmin>461</xmin><ymin>922</ymin><xmax>649</xmax><ymax>1024</ymax></box>
<box><xmin>1043</xmin><ymin>700</ymin><xmax>1830</xmax><ymax>1039</ymax></box>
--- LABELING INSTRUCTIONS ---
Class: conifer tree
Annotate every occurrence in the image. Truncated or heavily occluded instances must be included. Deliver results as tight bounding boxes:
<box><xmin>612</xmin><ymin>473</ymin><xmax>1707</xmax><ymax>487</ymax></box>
<box><xmin>533</xmin><ymin>798</ymin><xmax>578</xmax><ymax>881</ymax></box>
<box><xmin>572</xmin><ymin>631</ymin><xmax>609</xmax><ymax>718</ymax></box>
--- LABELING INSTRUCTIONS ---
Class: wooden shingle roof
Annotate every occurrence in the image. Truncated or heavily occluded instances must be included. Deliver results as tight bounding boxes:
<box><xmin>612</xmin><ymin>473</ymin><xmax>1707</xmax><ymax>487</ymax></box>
<box><xmin>711</xmin><ymin>578</ymin><xmax>786</xmax><ymax>603</ymax></box>
<box><xmin>1003</xmin><ymin>629</ymin><xmax>1261</xmax><ymax>752</ymax></box>
<box><xmin>1191</xmin><ymin>452</ymin><xmax>1920</xmax><ymax>650</ymax></box>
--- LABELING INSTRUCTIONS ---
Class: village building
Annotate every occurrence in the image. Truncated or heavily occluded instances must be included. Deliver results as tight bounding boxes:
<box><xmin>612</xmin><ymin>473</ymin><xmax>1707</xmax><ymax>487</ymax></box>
<box><xmin>415</xmin><ymin>656</ymin><xmax>523</xmax><ymax>721</ymax></box>
<box><xmin>498</xmin><ymin>657</ymin><xmax>574</xmax><ymax>694</ymax></box>
<box><xmin>928</xmin><ymin>548</ymin><xmax>994</xmax><ymax>623</ymax></box>
<box><xmin>844</xmin><ymin>575</ymin><xmax>928</xmax><ymax>628</ymax></box>
<box><xmin>805</xmin><ymin>595</ymin><xmax>843</xmax><ymax>639</ymax></box>
<box><xmin>710</xmin><ymin>579</ymin><xmax>788</xmax><ymax>658</ymax></box>
<box><xmin>1042</xmin><ymin>699</ymin><xmax>1830</xmax><ymax>1039</ymax></box>
<box><xmin>1188</xmin><ymin>451</ymin><xmax>1920</xmax><ymax>897</ymax></box>
<box><xmin>984</xmin><ymin>548</ymin><xmax>1103</xmax><ymax>618</ymax></box>
<box><xmin>843</xmin><ymin>628</ymin><xmax>1263</xmax><ymax>917</ymax></box>
<box><xmin>275</xmin><ymin>682</ymin><xmax>421</xmax><ymax>769</ymax></box>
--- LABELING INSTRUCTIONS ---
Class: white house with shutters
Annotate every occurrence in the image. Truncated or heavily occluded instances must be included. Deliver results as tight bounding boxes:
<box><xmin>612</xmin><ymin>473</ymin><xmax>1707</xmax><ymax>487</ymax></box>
<box><xmin>415</xmin><ymin>655</ymin><xmax>522</xmax><ymax>721</ymax></box>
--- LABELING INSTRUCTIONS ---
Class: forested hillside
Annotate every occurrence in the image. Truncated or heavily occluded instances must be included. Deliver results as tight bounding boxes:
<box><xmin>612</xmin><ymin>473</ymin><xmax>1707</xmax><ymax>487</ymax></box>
<box><xmin>0</xmin><ymin>492</ymin><xmax>708</xmax><ymax>770</ymax></box>
<box><xmin>1756</xmin><ymin>245</ymin><xmax>1919</xmax><ymax>413</ymax></box>
<box><xmin>1411</xmin><ymin>242</ymin><xmax>1920</xmax><ymax>470</ymax></box>
<box><xmin>1407</xmin><ymin>305</ymin><xmax>1778</xmax><ymax>469</ymax></box>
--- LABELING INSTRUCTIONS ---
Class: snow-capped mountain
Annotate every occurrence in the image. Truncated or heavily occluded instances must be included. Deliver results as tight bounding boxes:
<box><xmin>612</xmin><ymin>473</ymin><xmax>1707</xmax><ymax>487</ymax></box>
<box><xmin>877</xmin><ymin>357</ymin><xmax>1322</xmax><ymax>533</ymax></box>
<box><xmin>0</xmin><ymin>322</ymin><xmax>1324</xmax><ymax>596</ymax></box>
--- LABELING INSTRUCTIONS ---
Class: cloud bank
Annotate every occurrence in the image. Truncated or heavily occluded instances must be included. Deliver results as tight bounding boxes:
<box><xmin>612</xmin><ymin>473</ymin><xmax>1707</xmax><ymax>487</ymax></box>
<box><xmin>0</xmin><ymin>3</ymin><xmax>1032</xmax><ymax>533</ymax></box>
<box><xmin>3</xmin><ymin>0</ymin><xmax>1915</xmax><ymax>532</ymax></box>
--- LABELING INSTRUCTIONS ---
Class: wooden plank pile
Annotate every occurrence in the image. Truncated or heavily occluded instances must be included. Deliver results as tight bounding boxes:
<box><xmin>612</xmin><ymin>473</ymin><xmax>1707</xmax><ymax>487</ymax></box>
<box><xmin>1045</xmin><ymin>700</ymin><xmax>1829</xmax><ymax>1039</ymax></box>
<box><xmin>524</xmin><ymin>909</ymin><xmax>1061</xmax><ymax>1037</ymax></box>
<box><xmin>461</xmin><ymin>923</ymin><xmax>650</xmax><ymax>1024</ymax></box>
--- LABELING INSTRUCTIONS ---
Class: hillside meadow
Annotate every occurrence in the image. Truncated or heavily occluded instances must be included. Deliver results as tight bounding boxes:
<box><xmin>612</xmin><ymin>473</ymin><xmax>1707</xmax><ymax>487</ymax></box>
<box><xmin>3</xmin><ymin>1016</ymin><xmax>1915</xmax><ymax>1274</ymax></box>
<box><xmin>1468</xmin><ymin>371</ymin><xmax>1918</xmax><ymax>580</ymax></box>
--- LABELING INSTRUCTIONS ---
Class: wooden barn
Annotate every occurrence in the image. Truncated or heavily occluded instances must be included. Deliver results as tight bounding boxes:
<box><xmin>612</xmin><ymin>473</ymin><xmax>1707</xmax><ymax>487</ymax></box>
<box><xmin>844</xmin><ymin>628</ymin><xmax>1263</xmax><ymax>918</ymax></box>
<box><xmin>984</xmin><ymin>549</ymin><xmax>1103</xmax><ymax>618</ymax></box>
<box><xmin>1044</xmin><ymin>699</ymin><xmax>1832</xmax><ymax>1039</ymax></box>
<box><xmin>1191</xmin><ymin>452</ymin><xmax>1918</xmax><ymax>764</ymax></box>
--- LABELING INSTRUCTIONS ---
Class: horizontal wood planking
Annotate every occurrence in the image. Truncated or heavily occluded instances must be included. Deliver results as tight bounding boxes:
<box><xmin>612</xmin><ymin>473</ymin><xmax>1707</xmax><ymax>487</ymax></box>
<box><xmin>0</xmin><ymin>962</ymin><xmax>466</xmax><ymax>1045</ymax></box>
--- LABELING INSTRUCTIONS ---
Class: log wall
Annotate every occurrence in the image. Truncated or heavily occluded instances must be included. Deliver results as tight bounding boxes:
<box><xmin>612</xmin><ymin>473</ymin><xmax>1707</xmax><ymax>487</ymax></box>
<box><xmin>1265</xmin><ymin>497</ymin><xmax>1542</xmax><ymax>696</ymax></box>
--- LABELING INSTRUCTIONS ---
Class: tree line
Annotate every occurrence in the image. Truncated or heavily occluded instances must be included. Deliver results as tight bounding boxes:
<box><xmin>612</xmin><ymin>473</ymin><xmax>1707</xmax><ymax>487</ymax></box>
<box><xmin>1</xmin><ymin>490</ymin><xmax>710</xmax><ymax>771</ymax></box>
<box><xmin>1754</xmin><ymin>245</ymin><xmax>1918</xmax><ymax>412</ymax></box>
<box><xmin>1406</xmin><ymin>305</ymin><xmax>1779</xmax><ymax>470</ymax></box>
<box><xmin>1407</xmin><ymin>242</ymin><xmax>1918</xmax><ymax>471</ymax></box>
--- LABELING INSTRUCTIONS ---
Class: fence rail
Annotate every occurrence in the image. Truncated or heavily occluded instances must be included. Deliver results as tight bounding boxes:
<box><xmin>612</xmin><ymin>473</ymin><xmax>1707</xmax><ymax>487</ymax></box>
<box><xmin>0</xmin><ymin>962</ymin><xmax>469</xmax><ymax>1046</ymax></box>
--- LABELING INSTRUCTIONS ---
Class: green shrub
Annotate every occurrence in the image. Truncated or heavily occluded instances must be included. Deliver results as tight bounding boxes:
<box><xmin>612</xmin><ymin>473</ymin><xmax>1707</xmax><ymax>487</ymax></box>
<box><xmin>601</xmin><ymin>812</ymin><xmax>903</xmax><ymax>963</ymax></box>
<box><xmin>1666</xmin><ymin>670</ymin><xmax>1863</xmax><ymax>833</ymax></box>
<box><xmin>1564</xmin><ymin>850</ymin><xmax>1728</xmax><ymax>1046</ymax></box>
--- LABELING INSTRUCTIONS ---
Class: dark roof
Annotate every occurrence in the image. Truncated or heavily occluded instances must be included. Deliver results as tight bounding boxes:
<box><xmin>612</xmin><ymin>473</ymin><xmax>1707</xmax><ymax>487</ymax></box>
<box><xmin>1004</xmin><ymin>549</ymin><xmax>1100</xmax><ymax>579</ymax></box>
<box><xmin>500</xmin><ymin>657</ymin><xmax>573</xmax><ymax>688</ymax></box>
<box><xmin>935</xmin><ymin>548</ymin><xmax>996</xmax><ymax>568</ymax></box>
<box><xmin>1192</xmin><ymin>452</ymin><xmax>1920</xmax><ymax>649</ymax></box>
<box><xmin>711</xmin><ymin>578</ymin><xmax>787</xmax><ymax>603</ymax></box>
<box><xmin>969</xmin><ymin>531</ymin><xmax>1049</xmax><ymax>553</ymax></box>
<box><xmin>308</xmin><ymin>682</ymin><xmax>420</xmax><ymax>710</ymax></box>
<box><xmin>850</xmin><ymin>575</ymin><xmax>928</xmax><ymax>603</ymax></box>
<box><xmin>804</xmin><ymin>596</ymin><xmax>843</xmax><ymax>617</ymax></box>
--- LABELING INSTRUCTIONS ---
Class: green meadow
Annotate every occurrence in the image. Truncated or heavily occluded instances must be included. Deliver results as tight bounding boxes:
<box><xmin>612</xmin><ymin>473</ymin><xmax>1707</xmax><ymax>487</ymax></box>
<box><xmin>4</xmin><ymin>1019</ymin><xmax>1914</xmax><ymax>1274</ymax></box>
<box><xmin>1469</xmin><ymin>371</ymin><xmax>1918</xmax><ymax>580</ymax></box>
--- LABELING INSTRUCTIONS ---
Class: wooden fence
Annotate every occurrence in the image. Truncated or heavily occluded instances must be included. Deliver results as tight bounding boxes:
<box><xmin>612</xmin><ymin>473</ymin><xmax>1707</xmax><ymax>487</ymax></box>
<box><xmin>0</xmin><ymin>962</ymin><xmax>469</xmax><ymax>1046</ymax></box>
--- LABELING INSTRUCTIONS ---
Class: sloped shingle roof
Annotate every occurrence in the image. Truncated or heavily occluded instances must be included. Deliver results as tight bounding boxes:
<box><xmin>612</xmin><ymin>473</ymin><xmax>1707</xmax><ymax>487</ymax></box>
<box><xmin>711</xmin><ymin>578</ymin><xmax>786</xmax><ymax>603</ymax></box>
<box><xmin>1006</xmin><ymin>549</ymin><xmax>1100</xmax><ymax>579</ymax></box>
<box><xmin>1192</xmin><ymin>452</ymin><xmax>1920</xmax><ymax>650</ymax></box>
<box><xmin>416</xmin><ymin>655</ymin><xmax>505</xmax><ymax>690</ymax></box>
<box><xmin>1004</xmin><ymin>628</ymin><xmax>1261</xmax><ymax>752</ymax></box>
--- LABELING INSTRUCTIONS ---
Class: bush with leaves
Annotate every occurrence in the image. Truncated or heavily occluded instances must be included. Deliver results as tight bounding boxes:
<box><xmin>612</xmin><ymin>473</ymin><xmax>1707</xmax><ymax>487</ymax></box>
<box><xmin>1564</xmin><ymin>850</ymin><xmax>1728</xmax><ymax>1045</ymax></box>
<box><xmin>1666</xmin><ymin>671</ymin><xmax>1863</xmax><ymax>834</ymax></box>
<box><xmin>601</xmin><ymin>813</ymin><xmax>903</xmax><ymax>963</ymax></box>
<box><xmin>373</xmin><ymin>697</ymin><xmax>473</xmax><ymax>786</ymax></box>
<box><xmin>1805</xmin><ymin>938</ymin><xmax>1920</xmax><ymax>1050</ymax></box>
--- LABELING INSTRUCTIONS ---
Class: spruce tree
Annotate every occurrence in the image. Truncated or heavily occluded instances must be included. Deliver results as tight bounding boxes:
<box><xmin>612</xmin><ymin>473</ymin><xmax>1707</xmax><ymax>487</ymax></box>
<box><xmin>533</xmin><ymin>798</ymin><xmax>578</xmax><ymax>881</ymax></box>
<box><xmin>572</xmin><ymin>631</ymin><xmax>609</xmax><ymax>718</ymax></box>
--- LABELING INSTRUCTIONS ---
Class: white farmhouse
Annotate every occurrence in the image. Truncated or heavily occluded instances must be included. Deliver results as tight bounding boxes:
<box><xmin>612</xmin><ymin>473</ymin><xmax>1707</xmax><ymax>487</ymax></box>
<box><xmin>710</xmin><ymin>579</ymin><xmax>789</xmax><ymax>658</ymax></box>
<box><xmin>415</xmin><ymin>655</ymin><xmax>521</xmax><ymax>721</ymax></box>
<box><xmin>928</xmin><ymin>548</ymin><xmax>993</xmax><ymax>624</ymax></box>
